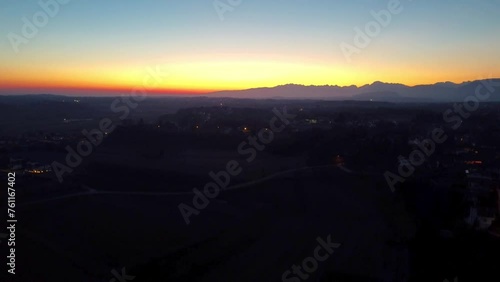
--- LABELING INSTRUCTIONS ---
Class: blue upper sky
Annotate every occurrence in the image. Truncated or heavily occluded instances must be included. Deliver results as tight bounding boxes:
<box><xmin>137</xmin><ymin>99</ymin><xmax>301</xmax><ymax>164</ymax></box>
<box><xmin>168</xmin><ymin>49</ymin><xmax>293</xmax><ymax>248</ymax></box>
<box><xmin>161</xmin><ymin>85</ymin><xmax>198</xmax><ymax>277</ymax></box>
<box><xmin>1</xmin><ymin>0</ymin><xmax>499</xmax><ymax>93</ymax></box>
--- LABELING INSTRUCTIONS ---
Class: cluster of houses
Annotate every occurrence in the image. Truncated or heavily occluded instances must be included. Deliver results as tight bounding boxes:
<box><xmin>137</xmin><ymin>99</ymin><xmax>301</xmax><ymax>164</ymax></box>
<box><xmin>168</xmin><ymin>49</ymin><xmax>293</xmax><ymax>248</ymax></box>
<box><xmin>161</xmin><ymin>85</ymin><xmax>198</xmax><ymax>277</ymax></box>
<box><xmin>444</xmin><ymin>135</ymin><xmax>499</xmax><ymax>236</ymax></box>
<box><xmin>0</xmin><ymin>134</ymin><xmax>66</xmax><ymax>150</ymax></box>
<box><xmin>463</xmin><ymin>168</ymin><xmax>500</xmax><ymax>236</ymax></box>
<box><xmin>8</xmin><ymin>157</ymin><xmax>52</xmax><ymax>175</ymax></box>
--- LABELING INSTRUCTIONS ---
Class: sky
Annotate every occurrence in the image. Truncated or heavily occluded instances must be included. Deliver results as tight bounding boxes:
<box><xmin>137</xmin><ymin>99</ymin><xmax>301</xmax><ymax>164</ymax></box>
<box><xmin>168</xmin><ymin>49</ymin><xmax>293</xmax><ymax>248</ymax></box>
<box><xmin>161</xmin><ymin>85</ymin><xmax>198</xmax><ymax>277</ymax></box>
<box><xmin>1</xmin><ymin>0</ymin><xmax>500</xmax><ymax>95</ymax></box>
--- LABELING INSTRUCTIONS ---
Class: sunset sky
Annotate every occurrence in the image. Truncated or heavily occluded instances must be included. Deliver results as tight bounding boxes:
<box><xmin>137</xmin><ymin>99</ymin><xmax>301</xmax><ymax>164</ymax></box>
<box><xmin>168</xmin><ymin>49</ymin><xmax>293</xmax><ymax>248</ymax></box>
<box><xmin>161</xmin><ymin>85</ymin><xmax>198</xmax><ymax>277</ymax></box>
<box><xmin>1</xmin><ymin>0</ymin><xmax>500</xmax><ymax>95</ymax></box>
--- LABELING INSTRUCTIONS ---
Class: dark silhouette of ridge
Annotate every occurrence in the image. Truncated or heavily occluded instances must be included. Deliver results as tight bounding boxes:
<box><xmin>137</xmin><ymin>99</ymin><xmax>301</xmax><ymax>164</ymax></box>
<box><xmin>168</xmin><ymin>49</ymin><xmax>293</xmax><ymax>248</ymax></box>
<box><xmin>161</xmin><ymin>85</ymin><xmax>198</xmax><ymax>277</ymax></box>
<box><xmin>208</xmin><ymin>79</ymin><xmax>500</xmax><ymax>102</ymax></box>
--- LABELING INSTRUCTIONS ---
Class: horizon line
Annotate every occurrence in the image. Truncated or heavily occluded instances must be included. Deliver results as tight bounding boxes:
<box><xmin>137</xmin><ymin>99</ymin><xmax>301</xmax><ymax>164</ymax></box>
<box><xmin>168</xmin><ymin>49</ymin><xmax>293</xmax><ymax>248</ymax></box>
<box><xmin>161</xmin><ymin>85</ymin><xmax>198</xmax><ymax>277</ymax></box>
<box><xmin>1</xmin><ymin>78</ymin><xmax>499</xmax><ymax>97</ymax></box>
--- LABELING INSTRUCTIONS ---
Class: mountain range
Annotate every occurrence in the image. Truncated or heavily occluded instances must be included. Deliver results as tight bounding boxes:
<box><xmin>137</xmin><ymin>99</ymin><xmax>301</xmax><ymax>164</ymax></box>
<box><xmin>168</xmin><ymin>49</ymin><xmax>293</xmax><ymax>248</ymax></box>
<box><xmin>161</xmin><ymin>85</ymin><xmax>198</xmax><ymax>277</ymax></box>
<box><xmin>209</xmin><ymin>79</ymin><xmax>500</xmax><ymax>102</ymax></box>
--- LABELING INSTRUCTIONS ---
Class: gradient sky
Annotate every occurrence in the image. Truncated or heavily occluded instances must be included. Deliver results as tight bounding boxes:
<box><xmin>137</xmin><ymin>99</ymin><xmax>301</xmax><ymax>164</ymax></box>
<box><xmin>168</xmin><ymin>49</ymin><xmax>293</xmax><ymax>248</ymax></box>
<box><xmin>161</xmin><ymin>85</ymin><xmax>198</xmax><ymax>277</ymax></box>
<box><xmin>1</xmin><ymin>0</ymin><xmax>500</xmax><ymax>95</ymax></box>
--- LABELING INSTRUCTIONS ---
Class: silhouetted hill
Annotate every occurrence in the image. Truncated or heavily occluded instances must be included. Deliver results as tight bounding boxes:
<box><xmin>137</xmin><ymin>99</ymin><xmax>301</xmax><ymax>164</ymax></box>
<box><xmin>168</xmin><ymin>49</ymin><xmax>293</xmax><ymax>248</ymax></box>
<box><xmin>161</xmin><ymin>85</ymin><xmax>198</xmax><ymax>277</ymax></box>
<box><xmin>209</xmin><ymin>79</ymin><xmax>500</xmax><ymax>102</ymax></box>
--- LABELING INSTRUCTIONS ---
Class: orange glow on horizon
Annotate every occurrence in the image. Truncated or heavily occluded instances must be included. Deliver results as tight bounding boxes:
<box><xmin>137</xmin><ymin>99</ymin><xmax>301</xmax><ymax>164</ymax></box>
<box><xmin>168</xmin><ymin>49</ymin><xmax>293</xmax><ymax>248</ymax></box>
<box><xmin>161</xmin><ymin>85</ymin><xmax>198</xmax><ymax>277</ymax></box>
<box><xmin>1</xmin><ymin>57</ymin><xmax>499</xmax><ymax>95</ymax></box>
<box><xmin>0</xmin><ymin>84</ymin><xmax>219</xmax><ymax>95</ymax></box>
